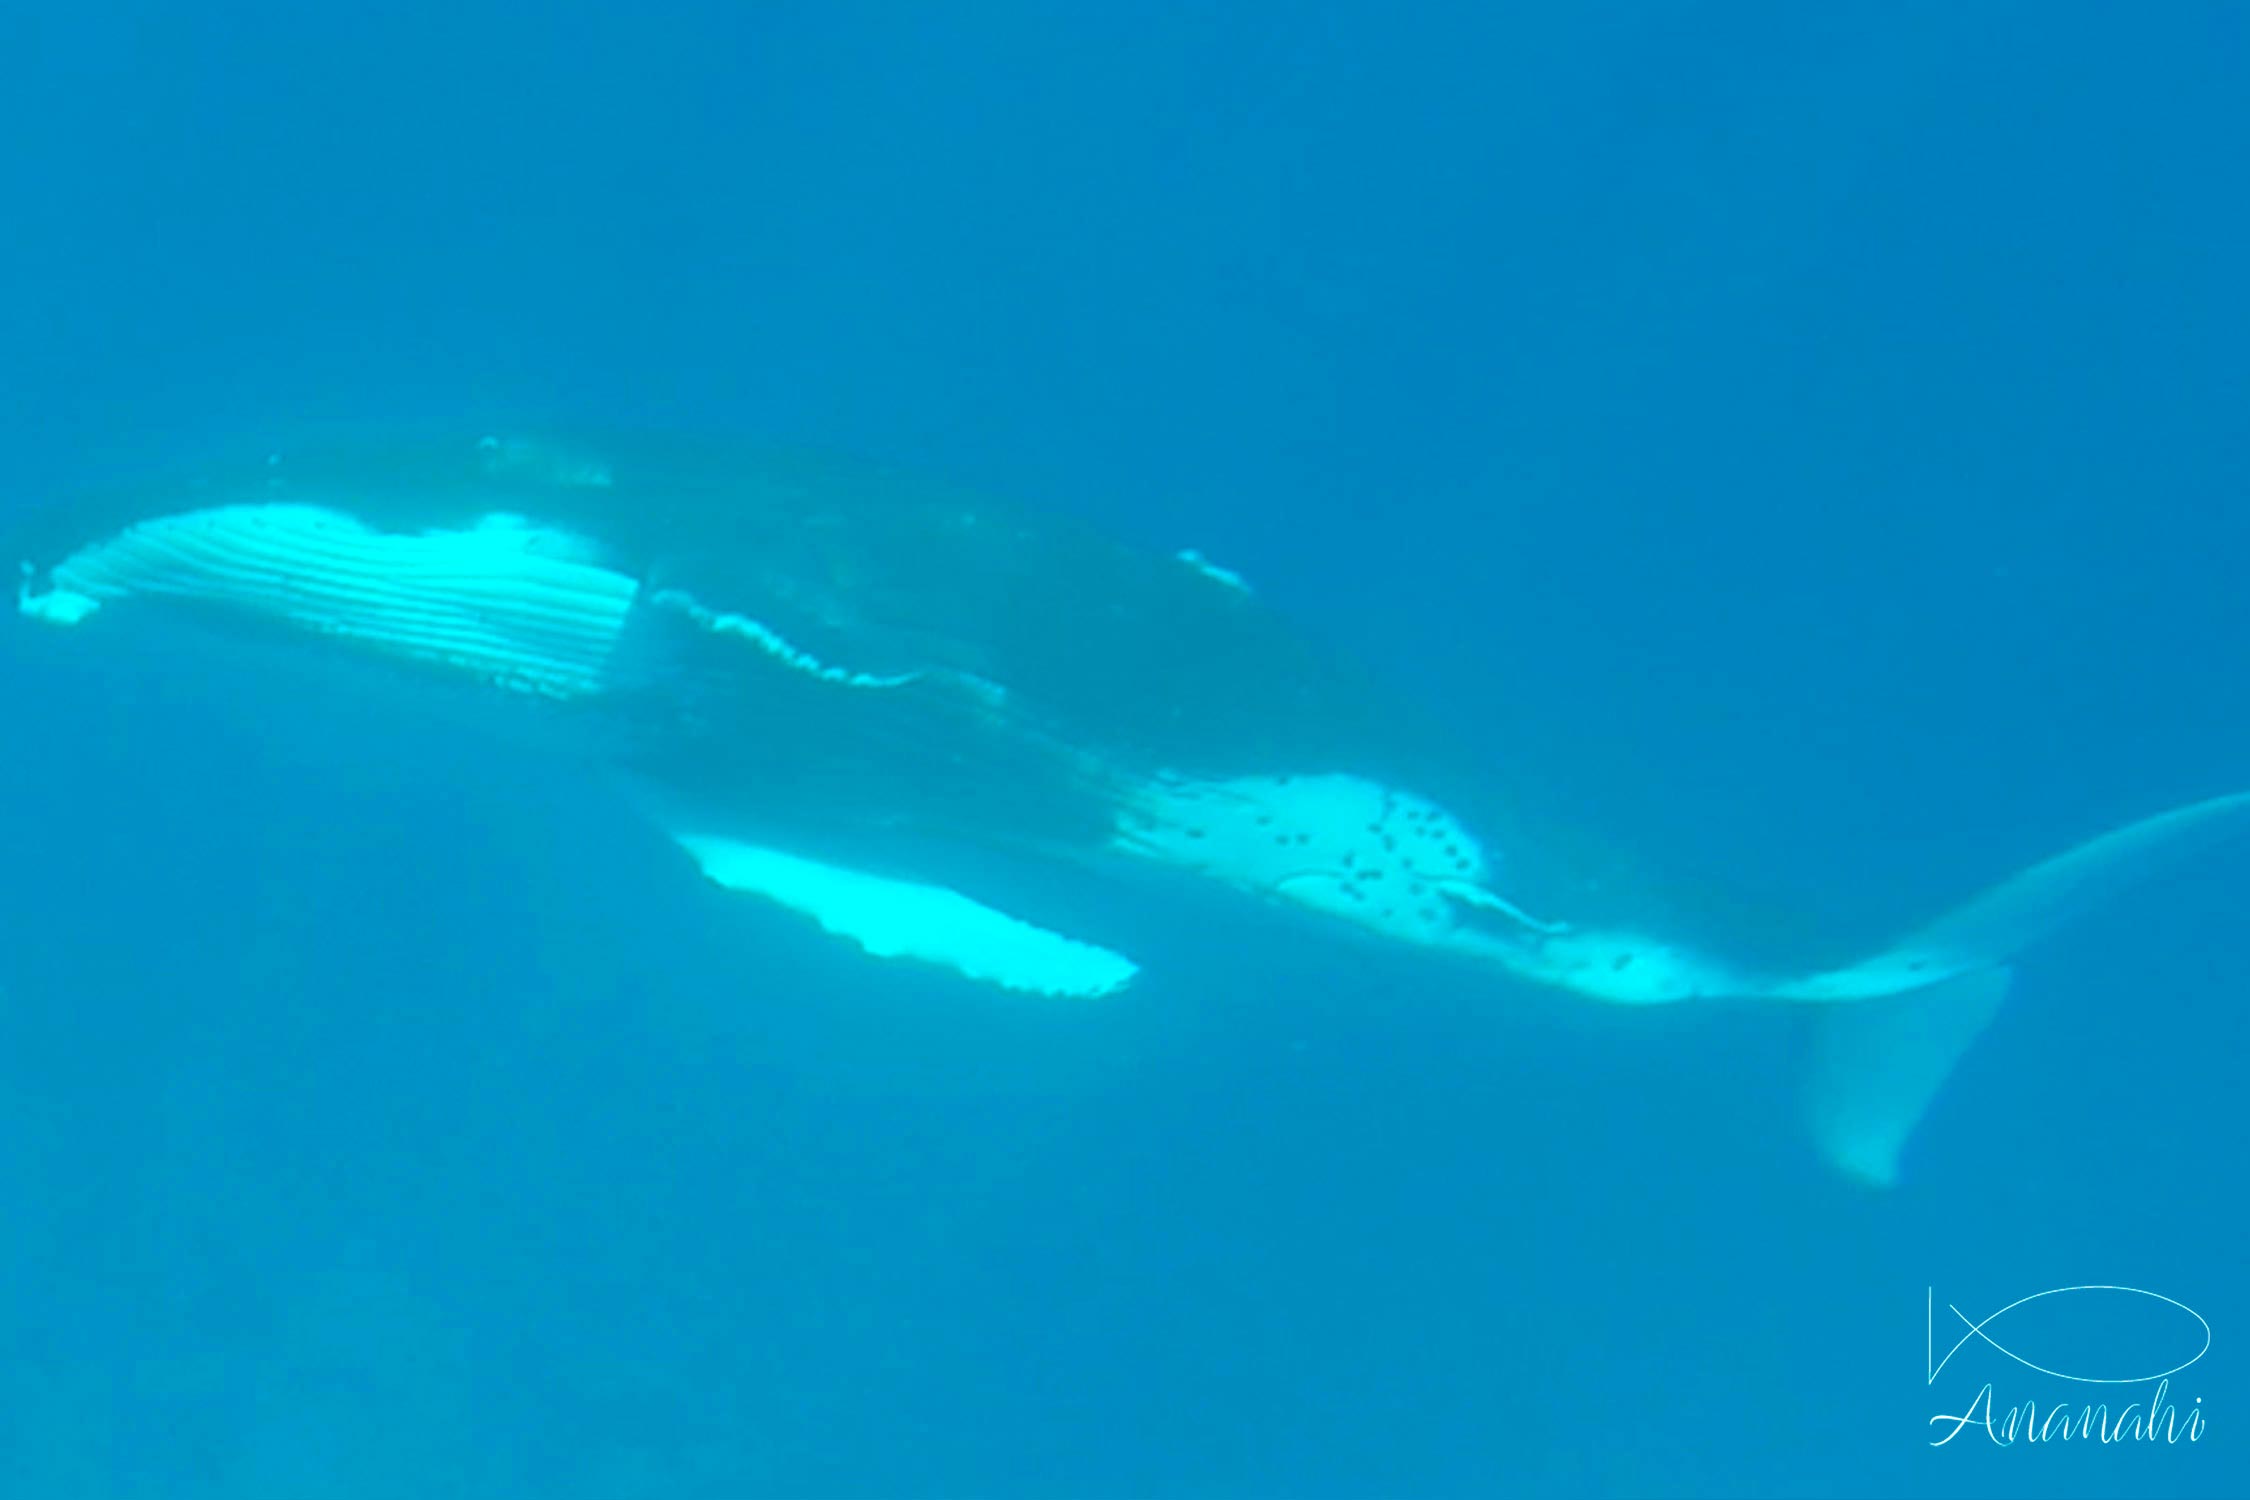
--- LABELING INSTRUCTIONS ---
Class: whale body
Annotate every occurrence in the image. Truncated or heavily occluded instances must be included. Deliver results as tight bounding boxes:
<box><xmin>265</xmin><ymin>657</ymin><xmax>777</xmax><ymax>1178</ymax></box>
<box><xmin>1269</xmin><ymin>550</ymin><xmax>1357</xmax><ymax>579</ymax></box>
<box><xmin>14</xmin><ymin>432</ymin><xmax>2247</xmax><ymax>1185</ymax></box>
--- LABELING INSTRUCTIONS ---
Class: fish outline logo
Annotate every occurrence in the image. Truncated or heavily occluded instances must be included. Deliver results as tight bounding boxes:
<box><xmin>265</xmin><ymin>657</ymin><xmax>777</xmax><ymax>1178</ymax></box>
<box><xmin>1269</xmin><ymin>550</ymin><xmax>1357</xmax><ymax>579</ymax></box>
<box><xmin>1928</xmin><ymin>1285</ymin><xmax>2211</xmax><ymax>1387</ymax></box>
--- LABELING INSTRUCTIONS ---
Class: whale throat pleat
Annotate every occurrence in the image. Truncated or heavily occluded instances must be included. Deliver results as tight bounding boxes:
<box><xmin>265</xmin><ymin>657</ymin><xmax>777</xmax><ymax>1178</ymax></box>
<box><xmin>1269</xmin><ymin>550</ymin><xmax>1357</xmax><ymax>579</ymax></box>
<box><xmin>20</xmin><ymin>503</ymin><xmax>641</xmax><ymax>698</ymax></box>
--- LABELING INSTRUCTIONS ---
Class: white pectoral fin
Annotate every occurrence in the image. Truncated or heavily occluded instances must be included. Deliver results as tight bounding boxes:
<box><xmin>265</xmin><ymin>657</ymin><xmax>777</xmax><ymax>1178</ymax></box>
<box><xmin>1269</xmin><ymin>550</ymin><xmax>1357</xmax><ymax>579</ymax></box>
<box><xmin>1782</xmin><ymin>789</ymin><xmax>2250</xmax><ymax>1185</ymax></box>
<box><xmin>669</xmin><ymin>833</ymin><xmax>1139</xmax><ymax>999</ymax></box>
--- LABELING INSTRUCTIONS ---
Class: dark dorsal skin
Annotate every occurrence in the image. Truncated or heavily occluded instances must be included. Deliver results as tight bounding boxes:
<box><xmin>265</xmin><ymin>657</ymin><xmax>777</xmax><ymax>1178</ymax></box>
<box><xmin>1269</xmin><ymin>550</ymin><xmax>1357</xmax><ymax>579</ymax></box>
<box><xmin>13</xmin><ymin>429</ymin><xmax>1677</xmax><ymax>937</ymax></box>
<box><xmin>23</xmin><ymin>434</ymin><xmax>2247</xmax><ymax>1189</ymax></box>
<box><xmin>21</xmin><ymin>430</ymin><xmax>1419</xmax><ymax>776</ymax></box>
<box><xmin>557</xmin><ymin>438</ymin><xmax>1592</xmax><ymax>899</ymax></box>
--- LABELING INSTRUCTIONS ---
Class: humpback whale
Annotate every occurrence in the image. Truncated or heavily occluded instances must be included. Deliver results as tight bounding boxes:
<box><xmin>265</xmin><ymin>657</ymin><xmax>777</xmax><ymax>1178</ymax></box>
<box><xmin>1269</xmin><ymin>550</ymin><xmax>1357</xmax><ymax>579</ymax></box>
<box><xmin>12</xmin><ymin>432</ymin><xmax>2245</xmax><ymax>1185</ymax></box>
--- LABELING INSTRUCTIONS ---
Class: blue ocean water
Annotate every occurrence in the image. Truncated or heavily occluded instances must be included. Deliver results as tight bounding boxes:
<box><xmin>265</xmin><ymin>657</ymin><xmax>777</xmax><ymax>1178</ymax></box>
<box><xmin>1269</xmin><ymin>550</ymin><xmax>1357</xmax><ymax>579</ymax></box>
<box><xmin>1</xmin><ymin>3</ymin><xmax>2244</xmax><ymax>1495</ymax></box>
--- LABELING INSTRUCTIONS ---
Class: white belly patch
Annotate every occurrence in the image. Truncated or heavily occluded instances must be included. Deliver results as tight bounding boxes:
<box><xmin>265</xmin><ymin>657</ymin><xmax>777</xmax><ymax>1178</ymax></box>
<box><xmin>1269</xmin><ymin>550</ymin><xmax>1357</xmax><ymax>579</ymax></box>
<box><xmin>1110</xmin><ymin>771</ymin><xmax>1738</xmax><ymax>997</ymax></box>
<box><xmin>19</xmin><ymin>503</ymin><xmax>642</xmax><ymax>699</ymax></box>
<box><xmin>1113</xmin><ymin>772</ymin><xmax>1515</xmax><ymax>945</ymax></box>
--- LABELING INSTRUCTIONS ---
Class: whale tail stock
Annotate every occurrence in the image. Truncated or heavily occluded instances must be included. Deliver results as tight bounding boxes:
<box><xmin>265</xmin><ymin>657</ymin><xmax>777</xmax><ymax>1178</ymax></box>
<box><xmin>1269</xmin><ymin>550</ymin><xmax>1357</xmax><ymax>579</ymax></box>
<box><xmin>1781</xmin><ymin>791</ymin><xmax>2250</xmax><ymax>1186</ymax></box>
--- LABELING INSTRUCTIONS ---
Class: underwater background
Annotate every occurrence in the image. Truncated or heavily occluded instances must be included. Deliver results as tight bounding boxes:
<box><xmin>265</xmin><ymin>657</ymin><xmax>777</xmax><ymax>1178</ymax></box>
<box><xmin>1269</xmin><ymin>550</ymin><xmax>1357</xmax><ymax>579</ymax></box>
<box><xmin>0</xmin><ymin>3</ymin><xmax>2243</xmax><ymax>1495</ymax></box>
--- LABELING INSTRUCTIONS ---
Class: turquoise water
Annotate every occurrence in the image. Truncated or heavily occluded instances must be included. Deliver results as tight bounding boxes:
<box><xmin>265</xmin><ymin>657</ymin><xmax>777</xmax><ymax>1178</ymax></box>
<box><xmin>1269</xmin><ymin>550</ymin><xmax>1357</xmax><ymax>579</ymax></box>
<box><xmin>1</xmin><ymin>4</ymin><xmax>2243</xmax><ymax>1495</ymax></box>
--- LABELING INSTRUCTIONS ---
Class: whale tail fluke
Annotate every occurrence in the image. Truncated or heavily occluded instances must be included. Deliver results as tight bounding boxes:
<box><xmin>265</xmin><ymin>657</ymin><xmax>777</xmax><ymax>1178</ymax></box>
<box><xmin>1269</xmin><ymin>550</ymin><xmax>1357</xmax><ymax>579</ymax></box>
<box><xmin>1896</xmin><ymin>791</ymin><xmax>2250</xmax><ymax>962</ymax></box>
<box><xmin>1801</xmin><ymin>966</ymin><xmax>2012</xmax><ymax>1187</ymax></box>
<box><xmin>1792</xmin><ymin>791</ymin><xmax>2250</xmax><ymax>1185</ymax></box>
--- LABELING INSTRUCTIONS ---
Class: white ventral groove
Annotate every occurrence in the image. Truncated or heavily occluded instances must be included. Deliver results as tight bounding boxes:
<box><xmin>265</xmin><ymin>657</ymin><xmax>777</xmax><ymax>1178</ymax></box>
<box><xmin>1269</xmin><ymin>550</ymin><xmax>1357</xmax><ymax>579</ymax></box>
<box><xmin>19</xmin><ymin>502</ymin><xmax>642</xmax><ymax>698</ymax></box>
